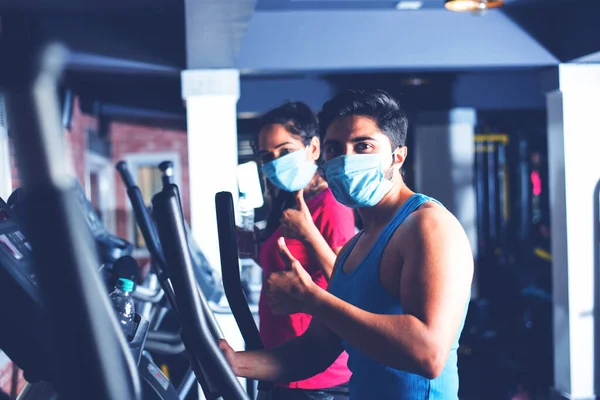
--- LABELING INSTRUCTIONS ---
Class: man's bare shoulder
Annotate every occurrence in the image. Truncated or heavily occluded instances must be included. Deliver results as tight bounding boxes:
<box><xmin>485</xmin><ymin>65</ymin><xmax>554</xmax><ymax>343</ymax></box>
<box><xmin>393</xmin><ymin>201</ymin><xmax>471</xmax><ymax>254</ymax></box>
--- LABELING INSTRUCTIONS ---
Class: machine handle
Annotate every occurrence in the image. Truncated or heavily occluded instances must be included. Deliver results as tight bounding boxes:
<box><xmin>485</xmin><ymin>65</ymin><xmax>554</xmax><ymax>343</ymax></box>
<box><xmin>7</xmin><ymin>43</ymin><xmax>141</xmax><ymax>400</ymax></box>
<box><xmin>116</xmin><ymin>161</ymin><xmax>136</xmax><ymax>189</ymax></box>
<box><xmin>158</xmin><ymin>161</ymin><xmax>175</xmax><ymax>186</ymax></box>
<box><xmin>153</xmin><ymin>185</ymin><xmax>248</xmax><ymax>400</ymax></box>
<box><xmin>115</xmin><ymin>161</ymin><xmax>178</xmax><ymax>312</ymax></box>
<box><xmin>215</xmin><ymin>191</ymin><xmax>273</xmax><ymax>391</ymax></box>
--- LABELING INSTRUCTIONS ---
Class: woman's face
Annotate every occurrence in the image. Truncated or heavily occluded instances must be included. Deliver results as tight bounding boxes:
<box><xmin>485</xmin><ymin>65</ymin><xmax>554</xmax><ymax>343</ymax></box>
<box><xmin>256</xmin><ymin>123</ymin><xmax>320</xmax><ymax>165</ymax></box>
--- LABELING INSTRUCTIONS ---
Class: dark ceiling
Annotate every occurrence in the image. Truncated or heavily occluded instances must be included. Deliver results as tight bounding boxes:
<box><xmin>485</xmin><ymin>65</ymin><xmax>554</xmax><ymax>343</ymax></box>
<box><xmin>257</xmin><ymin>0</ymin><xmax>522</xmax><ymax>11</ymax></box>
<box><xmin>1</xmin><ymin>0</ymin><xmax>597</xmax><ymax>127</ymax></box>
<box><xmin>0</xmin><ymin>0</ymin><xmax>596</xmax><ymax>71</ymax></box>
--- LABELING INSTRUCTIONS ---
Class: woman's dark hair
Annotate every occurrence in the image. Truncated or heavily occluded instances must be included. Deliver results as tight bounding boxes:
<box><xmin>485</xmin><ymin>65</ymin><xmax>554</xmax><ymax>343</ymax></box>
<box><xmin>255</xmin><ymin>101</ymin><xmax>319</xmax><ymax>240</ymax></box>
<box><xmin>257</xmin><ymin>101</ymin><xmax>319</xmax><ymax>146</ymax></box>
<box><xmin>318</xmin><ymin>89</ymin><xmax>408</xmax><ymax>149</ymax></box>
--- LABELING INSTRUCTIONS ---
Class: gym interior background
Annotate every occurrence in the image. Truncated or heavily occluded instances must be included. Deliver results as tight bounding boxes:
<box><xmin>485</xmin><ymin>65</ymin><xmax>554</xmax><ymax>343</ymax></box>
<box><xmin>0</xmin><ymin>0</ymin><xmax>599</xmax><ymax>399</ymax></box>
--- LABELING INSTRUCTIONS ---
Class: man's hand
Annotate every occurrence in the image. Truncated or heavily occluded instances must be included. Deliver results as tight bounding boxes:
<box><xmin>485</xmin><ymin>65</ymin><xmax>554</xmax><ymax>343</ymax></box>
<box><xmin>266</xmin><ymin>237</ymin><xmax>319</xmax><ymax>315</ymax></box>
<box><xmin>218</xmin><ymin>339</ymin><xmax>238</xmax><ymax>374</ymax></box>
<box><xmin>280</xmin><ymin>189</ymin><xmax>318</xmax><ymax>242</ymax></box>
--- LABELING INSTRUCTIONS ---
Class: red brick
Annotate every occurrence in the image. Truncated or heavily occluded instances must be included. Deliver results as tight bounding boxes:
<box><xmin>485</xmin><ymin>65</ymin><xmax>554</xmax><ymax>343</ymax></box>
<box><xmin>8</xmin><ymin>95</ymin><xmax>192</xmax><ymax>261</ymax></box>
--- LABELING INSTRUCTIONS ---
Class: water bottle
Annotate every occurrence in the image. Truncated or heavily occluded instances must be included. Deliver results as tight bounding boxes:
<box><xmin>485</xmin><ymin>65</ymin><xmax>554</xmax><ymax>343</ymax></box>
<box><xmin>109</xmin><ymin>278</ymin><xmax>136</xmax><ymax>339</ymax></box>
<box><xmin>239</xmin><ymin>192</ymin><xmax>255</xmax><ymax>232</ymax></box>
<box><xmin>238</xmin><ymin>193</ymin><xmax>256</xmax><ymax>259</ymax></box>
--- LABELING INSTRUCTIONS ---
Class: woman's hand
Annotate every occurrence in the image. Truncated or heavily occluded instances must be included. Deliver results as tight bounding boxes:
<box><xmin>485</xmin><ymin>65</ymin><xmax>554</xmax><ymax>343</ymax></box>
<box><xmin>280</xmin><ymin>189</ymin><xmax>318</xmax><ymax>243</ymax></box>
<box><xmin>266</xmin><ymin>238</ymin><xmax>320</xmax><ymax>315</ymax></box>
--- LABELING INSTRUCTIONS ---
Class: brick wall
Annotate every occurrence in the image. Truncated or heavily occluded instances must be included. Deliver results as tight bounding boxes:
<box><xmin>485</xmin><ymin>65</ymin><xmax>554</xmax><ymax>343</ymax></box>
<box><xmin>65</xmin><ymin>97</ymin><xmax>96</xmax><ymax>186</ymax></box>
<box><xmin>2</xmin><ymin>96</ymin><xmax>191</xmax><ymax>397</ymax></box>
<box><xmin>111</xmin><ymin>121</ymin><xmax>191</xmax><ymax>241</ymax></box>
<box><xmin>9</xmin><ymin>97</ymin><xmax>90</xmax><ymax>190</ymax></box>
<box><xmin>9</xmin><ymin>139</ymin><xmax>19</xmax><ymax>190</ymax></box>
<box><xmin>0</xmin><ymin>358</ymin><xmax>24</xmax><ymax>397</ymax></box>
<box><xmin>8</xmin><ymin>96</ymin><xmax>191</xmax><ymax>241</ymax></box>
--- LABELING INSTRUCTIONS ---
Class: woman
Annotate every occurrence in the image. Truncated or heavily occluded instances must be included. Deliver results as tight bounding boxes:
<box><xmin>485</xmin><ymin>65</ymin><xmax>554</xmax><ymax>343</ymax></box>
<box><xmin>251</xmin><ymin>102</ymin><xmax>355</xmax><ymax>400</ymax></box>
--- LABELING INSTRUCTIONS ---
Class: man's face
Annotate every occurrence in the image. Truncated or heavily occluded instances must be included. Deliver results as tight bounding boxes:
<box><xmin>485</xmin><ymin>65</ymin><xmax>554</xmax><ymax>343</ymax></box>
<box><xmin>322</xmin><ymin>116</ymin><xmax>407</xmax><ymax>173</ymax></box>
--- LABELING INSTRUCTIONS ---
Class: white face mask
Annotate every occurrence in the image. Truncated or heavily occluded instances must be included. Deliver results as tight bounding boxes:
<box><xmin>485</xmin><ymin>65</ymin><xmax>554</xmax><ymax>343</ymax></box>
<box><xmin>322</xmin><ymin>151</ymin><xmax>396</xmax><ymax>208</ymax></box>
<box><xmin>261</xmin><ymin>148</ymin><xmax>317</xmax><ymax>192</ymax></box>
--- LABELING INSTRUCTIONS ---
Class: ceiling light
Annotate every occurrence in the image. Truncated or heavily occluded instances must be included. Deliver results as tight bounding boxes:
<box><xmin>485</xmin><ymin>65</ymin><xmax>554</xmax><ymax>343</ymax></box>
<box><xmin>400</xmin><ymin>76</ymin><xmax>431</xmax><ymax>86</ymax></box>
<box><xmin>237</xmin><ymin>112</ymin><xmax>261</xmax><ymax>119</ymax></box>
<box><xmin>444</xmin><ymin>0</ymin><xmax>504</xmax><ymax>12</ymax></box>
<box><xmin>396</xmin><ymin>1</ymin><xmax>423</xmax><ymax>10</ymax></box>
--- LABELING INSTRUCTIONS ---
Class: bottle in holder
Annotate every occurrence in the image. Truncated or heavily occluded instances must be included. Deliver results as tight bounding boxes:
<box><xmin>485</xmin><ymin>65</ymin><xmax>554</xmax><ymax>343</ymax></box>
<box><xmin>239</xmin><ymin>192</ymin><xmax>255</xmax><ymax>231</ymax></box>
<box><xmin>109</xmin><ymin>278</ymin><xmax>136</xmax><ymax>339</ymax></box>
<box><xmin>238</xmin><ymin>192</ymin><xmax>257</xmax><ymax>259</ymax></box>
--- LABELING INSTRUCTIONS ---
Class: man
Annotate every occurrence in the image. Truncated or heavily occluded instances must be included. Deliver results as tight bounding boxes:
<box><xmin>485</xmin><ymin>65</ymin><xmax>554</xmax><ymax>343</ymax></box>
<box><xmin>219</xmin><ymin>89</ymin><xmax>473</xmax><ymax>399</ymax></box>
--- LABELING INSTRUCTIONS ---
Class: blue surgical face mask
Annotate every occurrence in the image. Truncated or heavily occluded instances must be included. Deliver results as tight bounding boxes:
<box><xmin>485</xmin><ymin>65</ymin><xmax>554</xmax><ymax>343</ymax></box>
<box><xmin>322</xmin><ymin>153</ymin><xmax>395</xmax><ymax>208</ymax></box>
<box><xmin>261</xmin><ymin>148</ymin><xmax>317</xmax><ymax>192</ymax></box>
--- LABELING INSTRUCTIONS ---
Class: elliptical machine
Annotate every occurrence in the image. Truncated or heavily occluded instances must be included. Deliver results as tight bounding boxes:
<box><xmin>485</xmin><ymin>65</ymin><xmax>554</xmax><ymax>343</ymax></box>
<box><xmin>0</xmin><ymin>42</ymin><xmax>242</xmax><ymax>400</ymax></box>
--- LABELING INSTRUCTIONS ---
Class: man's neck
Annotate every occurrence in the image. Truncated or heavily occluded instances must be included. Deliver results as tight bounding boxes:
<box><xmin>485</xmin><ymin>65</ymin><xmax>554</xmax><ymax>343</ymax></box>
<box><xmin>357</xmin><ymin>181</ymin><xmax>414</xmax><ymax>233</ymax></box>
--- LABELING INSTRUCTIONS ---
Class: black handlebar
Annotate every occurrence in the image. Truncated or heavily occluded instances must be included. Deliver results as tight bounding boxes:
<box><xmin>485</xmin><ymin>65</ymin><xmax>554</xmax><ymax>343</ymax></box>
<box><xmin>116</xmin><ymin>161</ymin><xmax>136</xmax><ymax>189</ymax></box>
<box><xmin>159</xmin><ymin>160</ymin><xmax>175</xmax><ymax>186</ymax></box>
<box><xmin>158</xmin><ymin>161</ymin><xmax>174</xmax><ymax>173</ymax></box>
<box><xmin>154</xmin><ymin>185</ymin><xmax>248</xmax><ymax>400</ymax></box>
<box><xmin>216</xmin><ymin>192</ymin><xmax>273</xmax><ymax>392</ymax></box>
<box><xmin>118</xmin><ymin>161</ymin><xmax>226</xmax><ymax>396</ymax></box>
<box><xmin>115</xmin><ymin>160</ymin><xmax>177</xmax><ymax>311</ymax></box>
<box><xmin>6</xmin><ymin>43</ymin><xmax>141</xmax><ymax>400</ymax></box>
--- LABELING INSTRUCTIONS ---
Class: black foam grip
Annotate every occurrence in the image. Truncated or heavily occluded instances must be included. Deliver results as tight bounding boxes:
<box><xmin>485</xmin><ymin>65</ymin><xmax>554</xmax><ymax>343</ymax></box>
<box><xmin>154</xmin><ymin>186</ymin><xmax>248</xmax><ymax>400</ymax></box>
<box><xmin>116</xmin><ymin>161</ymin><xmax>177</xmax><ymax>313</ymax></box>
<box><xmin>215</xmin><ymin>192</ymin><xmax>272</xmax><ymax>392</ymax></box>
<box><xmin>116</xmin><ymin>161</ymin><xmax>136</xmax><ymax>189</ymax></box>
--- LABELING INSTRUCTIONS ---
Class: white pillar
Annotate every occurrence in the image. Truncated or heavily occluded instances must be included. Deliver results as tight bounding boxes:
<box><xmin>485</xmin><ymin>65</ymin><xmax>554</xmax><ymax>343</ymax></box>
<box><xmin>413</xmin><ymin>109</ymin><xmax>478</xmax><ymax>298</ymax></box>
<box><xmin>546</xmin><ymin>64</ymin><xmax>600</xmax><ymax>400</ymax></box>
<box><xmin>0</xmin><ymin>93</ymin><xmax>12</xmax><ymax>199</ymax></box>
<box><xmin>181</xmin><ymin>69</ymin><xmax>240</xmax><ymax>273</ymax></box>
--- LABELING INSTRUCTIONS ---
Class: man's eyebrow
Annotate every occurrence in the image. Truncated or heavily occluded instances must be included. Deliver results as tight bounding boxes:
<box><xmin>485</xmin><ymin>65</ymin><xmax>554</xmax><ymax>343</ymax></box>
<box><xmin>349</xmin><ymin>136</ymin><xmax>380</xmax><ymax>143</ymax></box>
<box><xmin>324</xmin><ymin>136</ymin><xmax>380</xmax><ymax>146</ymax></box>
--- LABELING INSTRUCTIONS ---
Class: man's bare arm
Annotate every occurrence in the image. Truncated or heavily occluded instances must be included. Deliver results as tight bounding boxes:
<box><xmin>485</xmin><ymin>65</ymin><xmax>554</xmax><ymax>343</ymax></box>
<box><xmin>220</xmin><ymin>241</ymin><xmax>355</xmax><ymax>382</ymax></box>
<box><xmin>300</xmin><ymin>208</ymin><xmax>473</xmax><ymax>378</ymax></box>
<box><xmin>219</xmin><ymin>318</ymin><xmax>344</xmax><ymax>383</ymax></box>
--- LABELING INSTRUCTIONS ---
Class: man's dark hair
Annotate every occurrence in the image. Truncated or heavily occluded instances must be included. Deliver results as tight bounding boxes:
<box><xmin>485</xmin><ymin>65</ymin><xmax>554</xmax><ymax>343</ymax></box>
<box><xmin>318</xmin><ymin>89</ymin><xmax>408</xmax><ymax>149</ymax></box>
<box><xmin>257</xmin><ymin>101</ymin><xmax>319</xmax><ymax>146</ymax></box>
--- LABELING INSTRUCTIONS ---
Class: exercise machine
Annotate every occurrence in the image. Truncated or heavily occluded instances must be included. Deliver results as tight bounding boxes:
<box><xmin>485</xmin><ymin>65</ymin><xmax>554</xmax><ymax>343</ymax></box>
<box><xmin>6</xmin><ymin>182</ymin><xmax>133</xmax><ymax>269</ymax></box>
<box><xmin>152</xmin><ymin>183</ymin><xmax>249</xmax><ymax>400</ymax></box>
<box><xmin>0</xmin><ymin>41</ymin><xmax>252</xmax><ymax>399</ymax></box>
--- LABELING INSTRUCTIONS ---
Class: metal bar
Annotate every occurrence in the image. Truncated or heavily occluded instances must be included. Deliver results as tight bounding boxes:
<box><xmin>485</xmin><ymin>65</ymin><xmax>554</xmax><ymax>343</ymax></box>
<box><xmin>154</xmin><ymin>185</ymin><xmax>248</xmax><ymax>400</ymax></box>
<box><xmin>215</xmin><ymin>191</ymin><xmax>272</xmax><ymax>394</ymax></box>
<box><xmin>6</xmin><ymin>43</ymin><xmax>140</xmax><ymax>400</ymax></box>
<box><xmin>177</xmin><ymin>368</ymin><xmax>197</xmax><ymax>399</ymax></box>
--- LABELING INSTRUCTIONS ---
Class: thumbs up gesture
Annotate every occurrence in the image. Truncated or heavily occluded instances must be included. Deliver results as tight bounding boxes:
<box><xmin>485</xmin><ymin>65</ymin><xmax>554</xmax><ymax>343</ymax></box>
<box><xmin>280</xmin><ymin>189</ymin><xmax>318</xmax><ymax>243</ymax></box>
<box><xmin>265</xmin><ymin>237</ymin><xmax>319</xmax><ymax>315</ymax></box>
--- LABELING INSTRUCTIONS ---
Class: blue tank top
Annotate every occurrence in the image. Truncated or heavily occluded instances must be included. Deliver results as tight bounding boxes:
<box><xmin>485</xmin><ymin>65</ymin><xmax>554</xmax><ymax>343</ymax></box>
<box><xmin>328</xmin><ymin>193</ymin><xmax>469</xmax><ymax>400</ymax></box>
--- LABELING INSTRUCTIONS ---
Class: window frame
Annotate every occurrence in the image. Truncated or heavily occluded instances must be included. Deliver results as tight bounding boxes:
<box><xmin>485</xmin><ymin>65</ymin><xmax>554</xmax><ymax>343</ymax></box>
<box><xmin>85</xmin><ymin>151</ymin><xmax>116</xmax><ymax>234</ymax></box>
<box><xmin>0</xmin><ymin>94</ymin><xmax>11</xmax><ymax>200</ymax></box>
<box><xmin>122</xmin><ymin>152</ymin><xmax>182</xmax><ymax>258</ymax></box>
